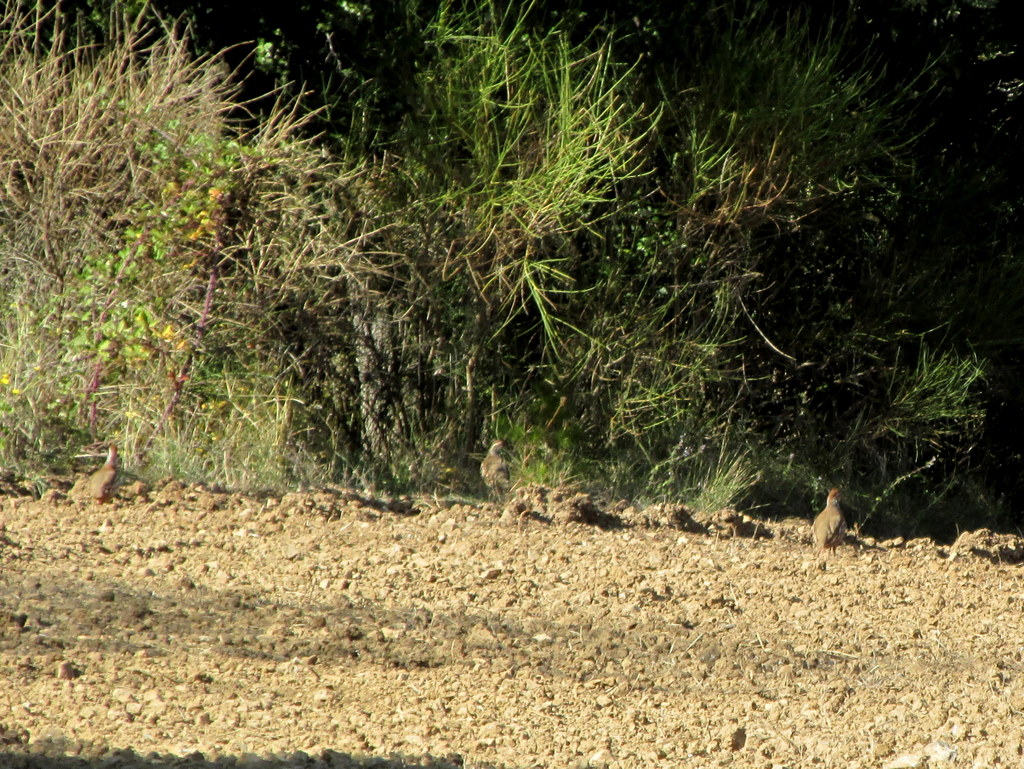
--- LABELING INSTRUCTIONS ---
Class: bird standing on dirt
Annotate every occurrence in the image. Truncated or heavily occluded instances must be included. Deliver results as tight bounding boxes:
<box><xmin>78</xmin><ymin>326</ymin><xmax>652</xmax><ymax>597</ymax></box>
<box><xmin>87</xmin><ymin>443</ymin><xmax>119</xmax><ymax>503</ymax></box>
<box><xmin>480</xmin><ymin>440</ymin><xmax>511</xmax><ymax>498</ymax></box>
<box><xmin>812</xmin><ymin>487</ymin><xmax>847</xmax><ymax>552</ymax></box>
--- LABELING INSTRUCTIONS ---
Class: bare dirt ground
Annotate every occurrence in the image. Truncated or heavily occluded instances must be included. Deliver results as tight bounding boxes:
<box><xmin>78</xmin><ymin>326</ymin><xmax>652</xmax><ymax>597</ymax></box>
<box><xmin>3</xmin><ymin>476</ymin><xmax>1024</xmax><ymax>769</ymax></box>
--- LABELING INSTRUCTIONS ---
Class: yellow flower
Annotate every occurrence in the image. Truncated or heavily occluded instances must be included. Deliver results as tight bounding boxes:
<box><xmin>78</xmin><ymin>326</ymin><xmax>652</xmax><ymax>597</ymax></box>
<box><xmin>0</xmin><ymin>373</ymin><xmax>9</xmax><ymax>385</ymax></box>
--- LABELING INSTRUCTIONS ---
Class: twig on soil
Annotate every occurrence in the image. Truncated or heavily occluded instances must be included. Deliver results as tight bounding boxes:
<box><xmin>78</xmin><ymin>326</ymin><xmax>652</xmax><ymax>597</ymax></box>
<box><xmin>763</xmin><ymin>721</ymin><xmax>804</xmax><ymax>755</ymax></box>
<box><xmin>817</xmin><ymin>648</ymin><xmax>859</xmax><ymax>659</ymax></box>
<box><xmin>681</xmin><ymin>632</ymin><xmax>705</xmax><ymax>653</ymax></box>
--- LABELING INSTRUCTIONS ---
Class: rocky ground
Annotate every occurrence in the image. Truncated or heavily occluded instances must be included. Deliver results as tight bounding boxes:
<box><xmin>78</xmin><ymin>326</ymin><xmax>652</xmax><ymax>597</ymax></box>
<box><xmin>3</xmin><ymin>475</ymin><xmax>1024</xmax><ymax>769</ymax></box>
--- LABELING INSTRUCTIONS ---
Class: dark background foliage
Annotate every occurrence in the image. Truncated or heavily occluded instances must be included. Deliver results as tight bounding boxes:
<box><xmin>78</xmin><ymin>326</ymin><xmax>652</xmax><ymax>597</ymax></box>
<box><xmin>2</xmin><ymin>0</ymin><xmax>1021</xmax><ymax>538</ymax></box>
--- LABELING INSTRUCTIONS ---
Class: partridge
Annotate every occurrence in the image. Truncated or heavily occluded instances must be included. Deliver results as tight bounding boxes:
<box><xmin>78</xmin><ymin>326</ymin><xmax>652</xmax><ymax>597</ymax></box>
<box><xmin>87</xmin><ymin>443</ymin><xmax>118</xmax><ymax>503</ymax></box>
<box><xmin>480</xmin><ymin>440</ymin><xmax>511</xmax><ymax>497</ymax></box>
<box><xmin>812</xmin><ymin>487</ymin><xmax>847</xmax><ymax>551</ymax></box>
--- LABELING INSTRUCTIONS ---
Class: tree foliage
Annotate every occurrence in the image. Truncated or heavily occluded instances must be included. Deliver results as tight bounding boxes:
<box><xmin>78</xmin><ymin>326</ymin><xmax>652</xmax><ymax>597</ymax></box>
<box><xmin>2</xmin><ymin>0</ymin><xmax>1022</xmax><ymax>537</ymax></box>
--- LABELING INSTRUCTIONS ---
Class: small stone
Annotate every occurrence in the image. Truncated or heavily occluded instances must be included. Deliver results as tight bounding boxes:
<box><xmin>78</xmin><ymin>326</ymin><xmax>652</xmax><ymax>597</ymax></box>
<box><xmin>466</xmin><ymin>624</ymin><xmax>498</xmax><ymax>647</ymax></box>
<box><xmin>57</xmin><ymin>661</ymin><xmax>81</xmax><ymax>680</ymax></box>
<box><xmin>923</xmin><ymin>741</ymin><xmax>957</xmax><ymax>763</ymax></box>
<box><xmin>176</xmin><ymin>575</ymin><xmax>196</xmax><ymax>590</ymax></box>
<box><xmin>729</xmin><ymin>726</ymin><xmax>747</xmax><ymax>750</ymax></box>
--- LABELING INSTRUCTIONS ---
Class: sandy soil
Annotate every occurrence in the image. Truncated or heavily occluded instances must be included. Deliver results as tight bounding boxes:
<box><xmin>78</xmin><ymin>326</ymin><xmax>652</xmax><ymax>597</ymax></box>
<box><xmin>3</xmin><ymin>476</ymin><xmax>1024</xmax><ymax>768</ymax></box>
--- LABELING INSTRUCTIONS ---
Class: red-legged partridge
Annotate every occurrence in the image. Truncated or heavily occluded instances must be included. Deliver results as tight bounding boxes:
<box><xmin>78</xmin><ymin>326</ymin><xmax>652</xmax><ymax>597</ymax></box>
<box><xmin>88</xmin><ymin>443</ymin><xmax>118</xmax><ymax>503</ymax></box>
<box><xmin>480</xmin><ymin>440</ymin><xmax>510</xmax><ymax>497</ymax></box>
<box><xmin>812</xmin><ymin>487</ymin><xmax>847</xmax><ymax>551</ymax></box>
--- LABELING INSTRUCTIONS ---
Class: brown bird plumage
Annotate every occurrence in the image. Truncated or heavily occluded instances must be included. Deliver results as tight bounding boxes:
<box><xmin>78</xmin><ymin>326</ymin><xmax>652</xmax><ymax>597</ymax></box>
<box><xmin>812</xmin><ymin>487</ymin><xmax>847</xmax><ymax>551</ymax></box>
<box><xmin>87</xmin><ymin>443</ymin><xmax>118</xmax><ymax>503</ymax></box>
<box><xmin>480</xmin><ymin>440</ymin><xmax>510</xmax><ymax>497</ymax></box>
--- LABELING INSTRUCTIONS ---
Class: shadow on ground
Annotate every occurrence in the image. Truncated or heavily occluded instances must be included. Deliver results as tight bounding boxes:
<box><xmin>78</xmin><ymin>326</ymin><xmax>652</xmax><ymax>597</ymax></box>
<box><xmin>0</xmin><ymin>749</ymin><xmax>472</xmax><ymax>769</ymax></box>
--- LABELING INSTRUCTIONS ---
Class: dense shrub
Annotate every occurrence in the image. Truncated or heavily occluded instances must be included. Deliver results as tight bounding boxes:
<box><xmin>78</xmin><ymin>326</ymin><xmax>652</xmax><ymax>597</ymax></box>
<box><xmin>2</xmin><ymin>0</ymin><xmax>1021</xmax><ymax>538</ymax></box>
<box><xmin>0</xmin><ymin>2</ymin><xmax>364</xmax><ymax>486</ymax></box>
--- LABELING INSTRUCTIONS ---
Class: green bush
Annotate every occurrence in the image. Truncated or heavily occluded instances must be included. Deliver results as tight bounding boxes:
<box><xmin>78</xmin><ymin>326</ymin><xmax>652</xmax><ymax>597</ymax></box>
<box><xmin>1</xmin><ymin>0</ymin><xmax>1015</xmax><ymax>537</ymax></box>
<box><xmin>0</xmin><ymin>2</ymin><xmax>361</xmax><ymax>487</ymax></box>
